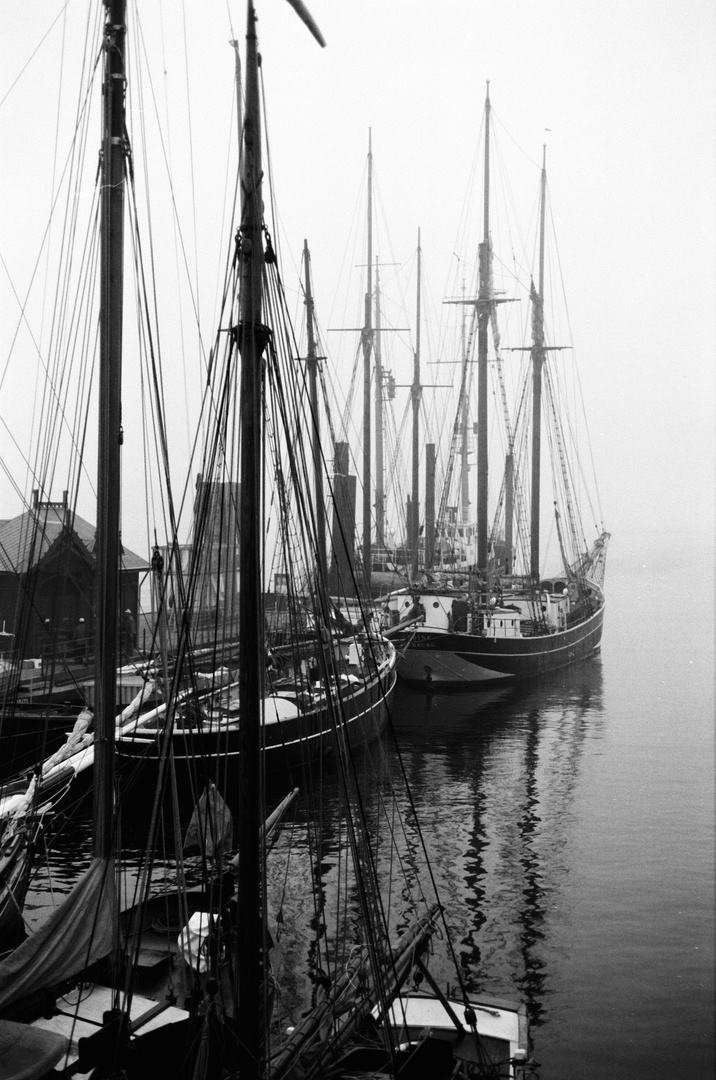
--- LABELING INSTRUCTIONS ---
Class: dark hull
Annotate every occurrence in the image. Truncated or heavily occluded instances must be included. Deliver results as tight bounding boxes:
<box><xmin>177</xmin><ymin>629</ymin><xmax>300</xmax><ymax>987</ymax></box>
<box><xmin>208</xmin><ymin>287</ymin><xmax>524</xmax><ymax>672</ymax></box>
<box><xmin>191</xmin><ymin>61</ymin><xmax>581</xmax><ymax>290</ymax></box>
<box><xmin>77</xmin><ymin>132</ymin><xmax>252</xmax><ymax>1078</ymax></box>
<box><xmin>1</xmin><ymin>676</ymin><xmax>161</xmax><ymax>781</ymax></box>
<box><xmin>0</xmin><ymin>827</ymin><xmax>35</xmax><ymax>951</ymax></box>
<box><xmin>115</xmin><ymin>666</ymin><xmax>397</xmax><ymax>776</ymax></box>
<box><xmin>395</xmin><ymin>602</ymin><xmax>605</xmax><ymax>689</ymax></box>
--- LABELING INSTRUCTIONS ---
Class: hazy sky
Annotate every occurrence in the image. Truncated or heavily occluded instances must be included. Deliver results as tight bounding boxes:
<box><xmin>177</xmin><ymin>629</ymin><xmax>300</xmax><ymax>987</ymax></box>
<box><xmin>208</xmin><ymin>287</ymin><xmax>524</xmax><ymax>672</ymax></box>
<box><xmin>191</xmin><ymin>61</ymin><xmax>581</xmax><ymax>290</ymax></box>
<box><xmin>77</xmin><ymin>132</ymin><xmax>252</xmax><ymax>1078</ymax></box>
<box><xmin>1</xmin><ymin>0</ymin><xmax>714</xmax><ymax>575</ymax></box>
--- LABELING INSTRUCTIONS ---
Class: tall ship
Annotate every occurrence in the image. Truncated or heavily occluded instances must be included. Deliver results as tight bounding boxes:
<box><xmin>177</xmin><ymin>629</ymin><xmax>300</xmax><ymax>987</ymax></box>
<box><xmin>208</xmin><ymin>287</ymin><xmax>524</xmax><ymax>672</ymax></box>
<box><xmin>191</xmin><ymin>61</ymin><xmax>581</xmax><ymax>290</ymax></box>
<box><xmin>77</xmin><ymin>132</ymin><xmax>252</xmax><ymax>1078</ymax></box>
<box><xmin>384</xmin><ymin>89</ymin><xmax>609</xmax><ymax>688</ymax></box>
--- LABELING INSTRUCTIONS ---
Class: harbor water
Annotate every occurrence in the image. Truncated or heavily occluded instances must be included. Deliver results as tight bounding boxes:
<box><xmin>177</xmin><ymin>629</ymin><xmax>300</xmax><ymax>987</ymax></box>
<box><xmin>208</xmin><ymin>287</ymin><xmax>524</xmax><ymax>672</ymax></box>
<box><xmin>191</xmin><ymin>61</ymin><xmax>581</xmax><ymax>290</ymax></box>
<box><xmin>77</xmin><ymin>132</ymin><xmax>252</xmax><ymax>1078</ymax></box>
<box><xmin>22</xmin><ymin>546</ymin><xmax>715</xmax><ymax>1078</ymax></box>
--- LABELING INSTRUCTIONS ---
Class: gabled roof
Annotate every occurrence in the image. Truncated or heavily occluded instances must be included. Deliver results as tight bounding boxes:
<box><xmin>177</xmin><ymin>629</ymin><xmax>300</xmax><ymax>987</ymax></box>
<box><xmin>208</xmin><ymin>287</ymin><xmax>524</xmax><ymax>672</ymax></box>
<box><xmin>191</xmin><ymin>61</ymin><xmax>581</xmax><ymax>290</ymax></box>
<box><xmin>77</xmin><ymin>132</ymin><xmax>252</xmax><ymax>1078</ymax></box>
<box><xmin>0</xmin><ymin>507</ymin><xmax>149</xmax><ymax>575</ymax></box>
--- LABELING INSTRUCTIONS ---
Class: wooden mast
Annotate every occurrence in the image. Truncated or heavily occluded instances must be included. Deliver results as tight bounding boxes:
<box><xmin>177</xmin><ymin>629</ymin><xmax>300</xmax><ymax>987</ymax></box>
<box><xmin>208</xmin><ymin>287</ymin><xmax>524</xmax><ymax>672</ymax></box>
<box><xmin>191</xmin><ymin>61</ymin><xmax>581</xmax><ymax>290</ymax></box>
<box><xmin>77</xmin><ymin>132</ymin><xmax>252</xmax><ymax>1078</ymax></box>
<box><xmin>95</xmin><ymin>0</ymin><xmax>126</xmax><ymax>860</ymax></box>
<box><xmin>410</xmin><ymin>231</ymin><xmax>422</xmax><ymax>579</ymax></box>
<box><xmin>459</xmin><ymin>276</ymin><xmax>470</xmax><ymax>532</ymax></box>
<box><xmin>530</xmin><ymin>146</ymin><xmax>547</xmax><ymax>580</ymax></box>
<box><xmin>425</xmin><ymin>442</ymin><xmax>436</xmax><ymax>568</ymax></box>
<box><xmin>504</xmin><ymin>450</ymin><xmax>514</xmax><ymax>573</ymax></box>
<box><xmin>476</xmin><ymin>84</ymin><xmax>491</xmax><ymax>580</ymax></box>
<box><xmin>361</xmin><ymin>132</ymin><xmax>374</xmax><ymax>587</ymax></box>
<box><xmin>374</xmin><ymin>258</ymin><xmax>385</xmax><ymax>550</ymax></box>
<box><xmin>235</xmin><ymin>2</ymin><xmax>266</xmax><ymax>1070</ymax></box>
<box><xmin>303</xmin><ymin>240</ymin><xmax>328</xmax><ymax>582</ymax></box>
<box><xmin>234</xmin><ymin>7</ymin><xmax>324</xmax><ymax>1075</ymax></box>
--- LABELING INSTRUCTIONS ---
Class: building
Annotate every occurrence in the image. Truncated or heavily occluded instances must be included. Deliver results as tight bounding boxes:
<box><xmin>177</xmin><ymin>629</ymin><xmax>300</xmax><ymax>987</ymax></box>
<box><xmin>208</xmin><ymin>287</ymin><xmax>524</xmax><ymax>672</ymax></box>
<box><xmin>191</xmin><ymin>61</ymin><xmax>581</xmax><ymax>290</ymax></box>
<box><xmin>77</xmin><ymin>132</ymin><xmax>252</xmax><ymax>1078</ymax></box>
<box><xmin>0</xmin><ymin>492</ymin><xmax>149</xmax><ymax>662</ymax></box>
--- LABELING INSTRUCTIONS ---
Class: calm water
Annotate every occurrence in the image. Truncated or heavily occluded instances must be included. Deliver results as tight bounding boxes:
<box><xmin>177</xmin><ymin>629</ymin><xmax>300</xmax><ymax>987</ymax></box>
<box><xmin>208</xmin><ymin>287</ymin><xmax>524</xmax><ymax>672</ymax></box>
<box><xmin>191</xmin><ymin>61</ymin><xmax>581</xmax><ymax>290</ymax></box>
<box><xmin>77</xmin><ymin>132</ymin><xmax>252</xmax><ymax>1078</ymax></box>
<box><xmin>23</xmin><ymin>552</ymin><xmax>715</xmax><ymax>1078</ymax></box>
<box><xmin>385</xmin><ymin>551</ymin><xmax>715</xmax><ymax>1078</ymax></box>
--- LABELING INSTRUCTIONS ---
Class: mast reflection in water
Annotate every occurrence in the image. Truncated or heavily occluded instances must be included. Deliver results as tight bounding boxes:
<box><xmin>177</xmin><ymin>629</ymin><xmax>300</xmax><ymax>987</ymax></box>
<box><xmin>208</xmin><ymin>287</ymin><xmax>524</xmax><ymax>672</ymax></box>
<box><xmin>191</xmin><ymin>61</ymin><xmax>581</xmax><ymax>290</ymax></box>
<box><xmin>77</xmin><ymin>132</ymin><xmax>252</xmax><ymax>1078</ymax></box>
<box><xmin>387</xmin><ymin>659</ymin><xmax>603</xmax><ymax>1031</ymax></box>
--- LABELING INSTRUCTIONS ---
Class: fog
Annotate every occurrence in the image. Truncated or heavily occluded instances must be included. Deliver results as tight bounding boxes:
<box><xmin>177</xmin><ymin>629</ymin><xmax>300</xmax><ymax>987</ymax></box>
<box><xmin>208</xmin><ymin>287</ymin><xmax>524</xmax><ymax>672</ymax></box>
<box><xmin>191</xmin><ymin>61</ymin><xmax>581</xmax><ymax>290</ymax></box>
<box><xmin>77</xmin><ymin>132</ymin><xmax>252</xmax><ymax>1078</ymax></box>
<box><xmin>1</xmin><ymin>0</ymin><xmax>714</xmax><ymax>578</ymax></box>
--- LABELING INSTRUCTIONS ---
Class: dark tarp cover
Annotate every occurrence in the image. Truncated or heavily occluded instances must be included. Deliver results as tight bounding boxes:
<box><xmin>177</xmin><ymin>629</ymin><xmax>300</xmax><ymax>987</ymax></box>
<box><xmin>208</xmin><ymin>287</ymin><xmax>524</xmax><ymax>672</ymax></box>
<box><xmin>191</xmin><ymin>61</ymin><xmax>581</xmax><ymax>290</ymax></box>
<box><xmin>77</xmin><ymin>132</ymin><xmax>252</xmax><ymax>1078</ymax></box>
<box><xmin>0</xmin><ymin>856</ymin><xmax>116</xmax><ymax>1011</ymax></box>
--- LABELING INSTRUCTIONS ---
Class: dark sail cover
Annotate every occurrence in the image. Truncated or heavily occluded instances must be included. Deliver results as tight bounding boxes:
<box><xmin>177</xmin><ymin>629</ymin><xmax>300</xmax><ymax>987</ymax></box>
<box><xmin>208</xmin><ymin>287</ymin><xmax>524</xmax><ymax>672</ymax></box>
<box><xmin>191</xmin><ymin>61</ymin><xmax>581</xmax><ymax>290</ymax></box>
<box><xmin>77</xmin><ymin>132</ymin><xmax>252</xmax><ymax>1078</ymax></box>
<box><xmin>0</xmin><ymin>856</ymin><xmax>116</xmax><ymax>1010</ymax></box>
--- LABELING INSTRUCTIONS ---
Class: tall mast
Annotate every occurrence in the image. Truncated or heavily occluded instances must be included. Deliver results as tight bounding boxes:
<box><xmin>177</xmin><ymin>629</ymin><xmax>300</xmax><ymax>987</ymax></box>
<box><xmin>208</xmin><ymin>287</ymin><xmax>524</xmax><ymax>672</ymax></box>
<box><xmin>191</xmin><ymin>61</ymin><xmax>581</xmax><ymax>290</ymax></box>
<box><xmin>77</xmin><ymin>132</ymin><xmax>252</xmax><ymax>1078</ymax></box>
<box><xmin>410</xmin><ymin>230</ymin><xmax>422</xmax><ymax>578</ymax></box>
<box><xmin>476</xmin><ymin>84</ymin><xmax>491</xmax><ymax>578</ymax></box>
<box><xmin>504</xmin><ymin>450</ymin><xmax>514</xmax><ymax>574</ymax></box>
<box><xmin>425</xmin><ymin>442</ymin><xmax>436</xmax><ymax>569</ymax></box>
<box><xmin>235</xmin><ymin>2</ymin><xmax>266</xmax><ymax>1071</ymax></box>
<box><xmin>530</xmin><ymin>146</ymin><xmax>547</xmax><ymax>580</ymax></box>
<box><xmin>374</xmin><ymin>258</ymin><xmax>385</xmax><ymax>549</ymax></box>
<box><xmin>361</xmin><ymin>131</ymin><xmax>374</xmax><ymax>585</ymax></box>
<box><xmin>95</xmin><ymin>0</ymin><xmax>126</xmax><ymax>860</ymax></box>
<box><xmin>459</xmin><ymin>276</ymin><xmax>470</xmax><ymax>528</ymax></box>
<box><xmin>233</xmin><ymin>8</ymin><xmax>324</xmax><ymax>1074</ymax></box>
<box><xmin>303</xmin><ymin>240</ymin><xmax>327</xmax><ymax>581</ymax></box>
